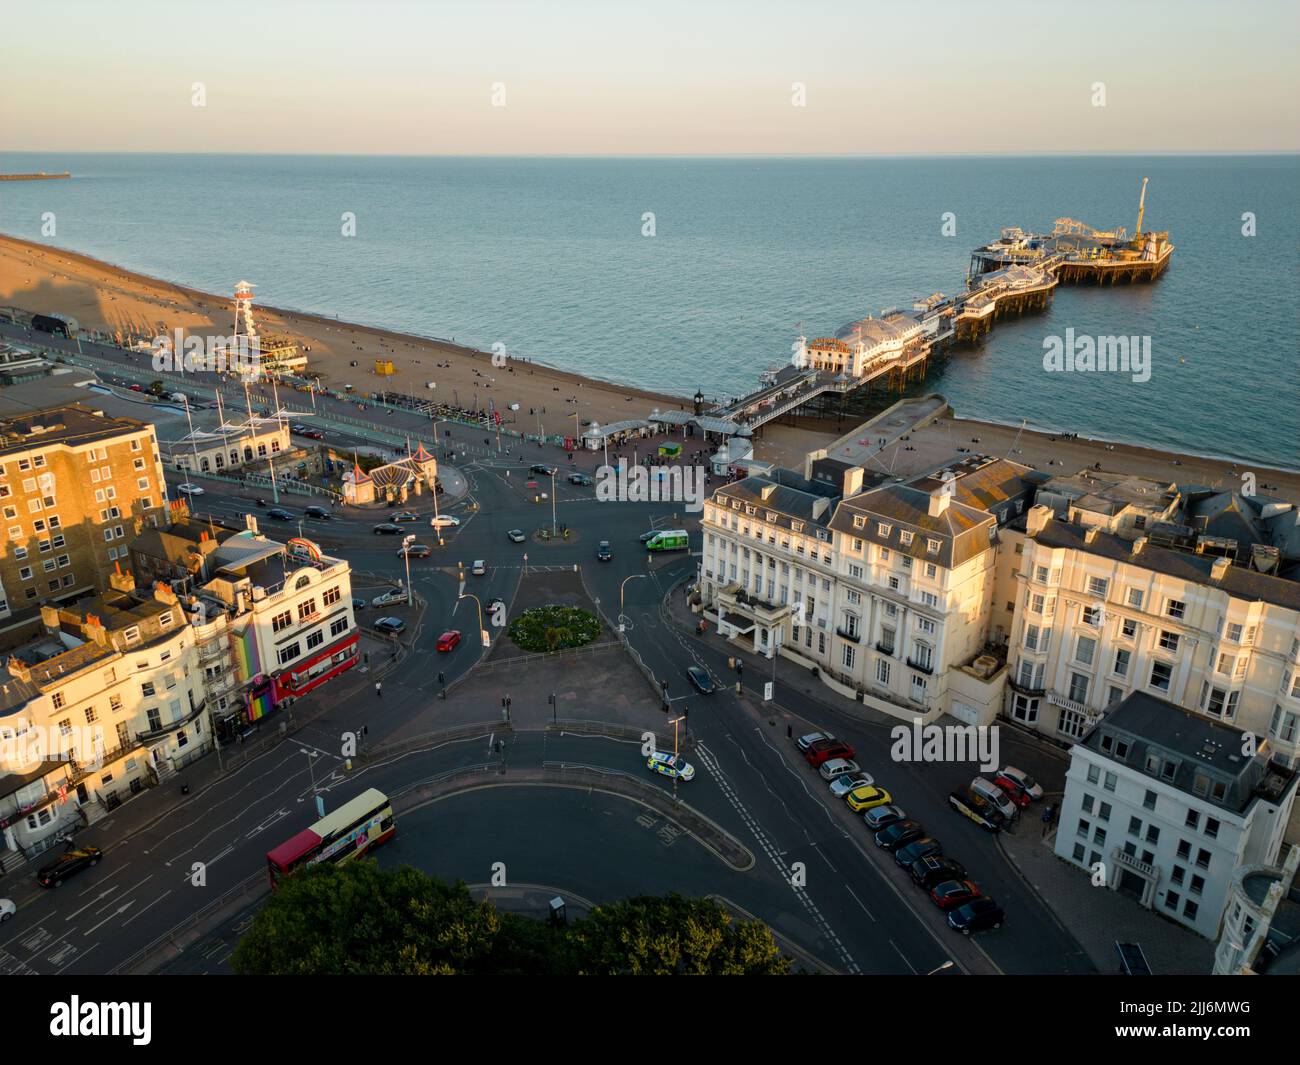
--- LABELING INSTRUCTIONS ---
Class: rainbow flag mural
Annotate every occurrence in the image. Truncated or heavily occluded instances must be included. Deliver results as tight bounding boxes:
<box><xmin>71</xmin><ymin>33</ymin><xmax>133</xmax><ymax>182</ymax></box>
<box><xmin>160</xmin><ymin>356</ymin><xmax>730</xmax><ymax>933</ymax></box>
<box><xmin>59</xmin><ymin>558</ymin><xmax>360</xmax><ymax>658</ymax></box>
<box><xmin>248</xmin><ymin>687</ymin><xmax>275</xmax><ymax>723</ymax></box>
<box><xmin>234</xmin><ymin>625</ymin><xmax>261</xmax><ymax>683</ymax></box>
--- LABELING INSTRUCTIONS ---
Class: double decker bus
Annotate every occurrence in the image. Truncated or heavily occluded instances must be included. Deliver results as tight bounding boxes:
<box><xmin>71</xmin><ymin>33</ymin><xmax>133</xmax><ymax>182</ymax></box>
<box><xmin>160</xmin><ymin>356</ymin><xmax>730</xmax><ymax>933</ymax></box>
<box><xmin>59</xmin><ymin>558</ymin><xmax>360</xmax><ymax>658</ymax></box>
<box><xmin>266</xmin><ymin>788</ymin><xmax>395</xmax><ymax>888</ymax></box>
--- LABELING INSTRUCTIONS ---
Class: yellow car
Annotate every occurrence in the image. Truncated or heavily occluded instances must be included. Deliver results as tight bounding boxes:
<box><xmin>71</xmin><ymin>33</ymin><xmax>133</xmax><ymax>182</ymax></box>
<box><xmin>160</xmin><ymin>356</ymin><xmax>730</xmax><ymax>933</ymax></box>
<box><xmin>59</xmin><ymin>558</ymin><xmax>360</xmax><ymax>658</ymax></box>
<box><xmin>845</xmin><ymin>785</ymin><xmax>893</xmax><ymax>812</ymax></box>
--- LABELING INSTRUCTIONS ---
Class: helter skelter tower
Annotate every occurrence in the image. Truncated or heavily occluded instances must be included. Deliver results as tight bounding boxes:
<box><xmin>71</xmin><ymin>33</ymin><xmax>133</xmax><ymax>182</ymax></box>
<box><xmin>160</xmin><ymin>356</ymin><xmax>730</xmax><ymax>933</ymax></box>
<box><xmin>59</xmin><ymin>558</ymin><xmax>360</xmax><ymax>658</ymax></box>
<box><xmin>226</xmin><ymin>280</ymin><xmax>305</xmax><ymax>377</ymax></box>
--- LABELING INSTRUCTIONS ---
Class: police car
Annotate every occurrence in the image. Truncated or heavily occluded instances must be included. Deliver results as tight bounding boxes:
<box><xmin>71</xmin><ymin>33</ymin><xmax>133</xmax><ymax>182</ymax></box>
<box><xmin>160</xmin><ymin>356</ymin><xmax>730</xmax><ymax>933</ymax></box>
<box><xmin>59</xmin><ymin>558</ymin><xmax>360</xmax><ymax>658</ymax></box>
<box><xmin>647</xmin><ymin>752</ymin><xmax>695</xmax><ymax>782</ymax></box>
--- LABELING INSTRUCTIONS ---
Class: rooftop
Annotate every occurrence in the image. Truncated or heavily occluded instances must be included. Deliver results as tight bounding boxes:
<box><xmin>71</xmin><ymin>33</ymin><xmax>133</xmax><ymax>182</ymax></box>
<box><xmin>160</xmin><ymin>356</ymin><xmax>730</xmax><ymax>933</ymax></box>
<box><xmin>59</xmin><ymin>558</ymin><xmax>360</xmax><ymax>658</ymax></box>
<box><xmin>0</xmin><ymin>403</ymin><xmax>150</xmax><ymax>457</ymax></box>
<box><xmin>1080</xmin><ymin>690</ymin><xmax>1296</xmax><ymax>817</ymax></box>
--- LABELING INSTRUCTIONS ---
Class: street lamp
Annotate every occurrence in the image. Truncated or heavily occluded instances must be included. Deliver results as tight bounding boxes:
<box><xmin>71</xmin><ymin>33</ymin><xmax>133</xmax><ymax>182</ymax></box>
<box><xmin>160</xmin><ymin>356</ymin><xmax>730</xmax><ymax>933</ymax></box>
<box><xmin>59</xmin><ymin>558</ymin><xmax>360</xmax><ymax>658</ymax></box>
<box><xmin>548</xmin><ymin>692</ymin><xmax>557</xmax><ymax>723</ymax></box>
<box><xmin>401</xmin><ymin>534</ymin><xmax>414</xmax><ymax>603</ymax></box>
<box><xmin>667</xmin><ymin>714</ymin><xmax>686</xmax><ymax>800</ymax></box>
<box><xmin>619</xmin><ymin>574</ymin><xmax>647</xmax><ymax>632</ymax></box>
<box><xmin>458</xmin><ymin>591</ymin><xmax>489</xmax><ymax>648</ymax></box>
<box><xmin>550</xmin><ymin>469</ymin><xmax>558</xmax><ymax>537</ymax></box>
<box><xmin>926</xmin><ymin>961</ymin><xmax>955</xmax><ymax>976</ymax></box>
<box><xmin>299</xmin><ymin>748</ymin><xmax>320</xmax><ymax>791</ymax></box>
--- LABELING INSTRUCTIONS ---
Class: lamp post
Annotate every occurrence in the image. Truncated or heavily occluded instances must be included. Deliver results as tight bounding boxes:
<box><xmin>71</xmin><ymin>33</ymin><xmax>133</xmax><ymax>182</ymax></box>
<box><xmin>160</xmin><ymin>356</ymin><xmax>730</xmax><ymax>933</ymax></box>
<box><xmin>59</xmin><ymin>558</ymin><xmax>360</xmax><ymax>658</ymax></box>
<box><xmin>550</xmin><ymin>469</ymin><xmax>558</xmax><ymax>537</ymax></box>
<box><xmin>667</xmin><ymin>714</ymin><xmax>686</xmax><ymax>800</ymax></box>
<box><xmin>401</xmin><ymin>534</ymin><xmax>414</xmax><ymax>603</ymax></box>
<box><xmin>458</xmin><ymin>591</ymin><xmax>488</xmax><ymax>648</ymax></box>
<box><xmin>299</xmin><ymin>748</ymin><xmax>320</xmax><ymax>792</ymax></box>
<box><xmin>619</xmin><ymin>574</ymin><xmax>647</xmax><ymax>632</ymax></box>
<box><xmin>926</xmin><ymin>961</ymin><xmax>955</xmax><ymax>976</ymax></box>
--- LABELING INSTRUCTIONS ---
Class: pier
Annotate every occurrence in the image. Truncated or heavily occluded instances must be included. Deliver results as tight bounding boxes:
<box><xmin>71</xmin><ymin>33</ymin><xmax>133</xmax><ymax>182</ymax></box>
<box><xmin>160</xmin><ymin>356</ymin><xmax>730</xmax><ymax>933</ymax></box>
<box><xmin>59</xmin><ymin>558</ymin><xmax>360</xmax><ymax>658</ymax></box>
<box><xmin>695</xmin><ymin>178</ymin><xmax>1174</xmax><ymax>440</ymax></box>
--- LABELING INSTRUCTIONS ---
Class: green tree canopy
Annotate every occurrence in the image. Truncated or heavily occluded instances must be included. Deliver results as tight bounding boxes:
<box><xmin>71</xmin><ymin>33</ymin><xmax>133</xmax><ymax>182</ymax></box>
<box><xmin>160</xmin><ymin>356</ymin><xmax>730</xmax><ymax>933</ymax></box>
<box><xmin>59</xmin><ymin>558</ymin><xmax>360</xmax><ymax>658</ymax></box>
<box><xmin>233</xmin><ymin>862</ymin><xmax>789</xmax><ymax>976</ymax></box>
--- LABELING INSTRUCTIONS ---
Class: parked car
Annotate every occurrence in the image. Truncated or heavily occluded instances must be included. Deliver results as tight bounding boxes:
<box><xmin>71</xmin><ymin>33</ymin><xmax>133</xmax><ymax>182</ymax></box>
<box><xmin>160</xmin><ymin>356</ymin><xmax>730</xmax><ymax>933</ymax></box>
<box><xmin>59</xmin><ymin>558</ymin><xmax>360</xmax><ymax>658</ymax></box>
<box><xmin>647</xmin><ymin>751</ymin><xmax>694</xmax><ymax>781</ymax></box>
<box><xmin>863</xmin><ymin>805</ymin><xmax>907</xmax><ymax>832</ymax></box>
<box><xmin>398</xmin><ymin>544</ymin><xmax>430</xmax><ymax>558</ymax></box>
<box><xmin>392</xmin><ymin>511</ymin><xmax>420</xmax><ymax>523</ymax></box>
<box><xmin>596</xmin><ymin>540</ymin><xmax>612</xmax><ymax>561</ymax></box>
<box><xmin>971</xmin><ymin>777</ymin><xmax>1019</xmax><ymax>822</ymax></box>
<box><xmin>829</xmin><ymin>774</ymin><xmax>873</xmax><ymax>799</ymax></box>
<box><xmin>507</xmin><ymin>529</ymin><xmax>526</xmax><ymax>543</ymax></box>
<box><xmin>949</xmin><ymin>787</ymin><xmax>1006</xmax><ymax>832</ymax></box>
<box><xmin>373</xmin><ymin>523</ymin><xmax>402</xmax><ymax>535</ymax></box>
<box><xmin>37</xmin><ymin>846</ymin><xmax>103</xmax><ymax>888</ymax></box>
<box><xmin>430</xmin><ymin>515</ymin><xmax>460</xmax><ymax>528</ymax></box>
<box><xmin>804</xmin><ymin>738</ymin><xmax>855</xmax><ymax>767</ymax></box>
<box><xmin>930</xmin><ymin>879</ymin><xmax>983</xmax><ymax>910</ymax></box>
<box><xmin>267</xmin><ymin>508</ymin><xmax>293</xmax><ymax>521</ymax></box>
<box><xmin>909</xmin><ymin>855</ymin><xmax>967</xmax><ymax>891</ymax></box>
<box><xmin>351</xmin><ymin>598</ymin><xmax>366</xmax><ymax>610</ymax></box>
<box><xmin>686</xmin><ymin>666</ymin><xmax>714</xmax><ymax>694</ymax></box>
<box><xmin>304</xmin><ymin>505</ymin><xmax>332</xmax><ymax>520</ymax></box>
<box><xmin>818</xmin><ymin>758</ymin><xmax>861</xmax><ymax>782</ymax></box>
<box><xmin>372</xmin><ymin>589</ymin><xmax>409</xmax><ymax>607</ymax></box>
<box><xmin>0</xmin><ymin>898</ymin><xmax>14</xmax><ymax>922</ymax></box>
<box><xmin>302</xmin><ymin>429</ymin><xmax>324</xmax><ymax>440</ymax></box>
<box><xmin>874</xmin><ymin>819</ymin><xmax>925</xmax><ymax>851</ymax></box>
<box><xmin>373</xmin><ymin>617</ymin><xmax>406</xmax><ymax>635</ymax></box>
<box><xmin>845</xmin><ymin>784</ymin><xmax>892</xmax><ymax>812</ymax></box>
<box><xmin>995</xmin><ymin>766</ymin><xmax>1044</xmax><ymax>803</ymax></box>
<box><xmin>176</xmin><ymin>483</ymin><xmax>204</xmax><ymax>496</ymax></box>
<box><xmin>947</xmin><ymin>896</ymin><xmax>1004</xmax><ymax>934</ymax></box>
<box><xmin>796</xmin><ymin>731</ymin><xmax>833</xmax><ymax>752</ymax></box>
<box><xmin>436</xmin><ymin>630</ymin><xmax>461</xmax><ymax>652</ymax></box>
<box><xmin>568</xmin><ymin>473</ymin><xmax>592</xmax><ymax>486</ymax></box>
<box><xmin>894</xmin><ymin>837</ymin><xmax>943</xmax><ymax>868</ymax></box>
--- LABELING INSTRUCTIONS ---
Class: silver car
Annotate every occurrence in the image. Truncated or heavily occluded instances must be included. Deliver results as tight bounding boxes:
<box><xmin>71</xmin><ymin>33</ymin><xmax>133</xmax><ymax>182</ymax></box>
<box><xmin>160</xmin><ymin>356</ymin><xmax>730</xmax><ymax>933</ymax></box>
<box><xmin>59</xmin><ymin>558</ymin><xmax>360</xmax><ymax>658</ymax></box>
<box><xmin>829</xmin><ymin>774</ymin><xmax>874</xmax><ymax>798</ymax></box>
<box><xmin>818</xmin><ymin>758</ymin><xmax>861</xmax><ymax>782</ymax></box>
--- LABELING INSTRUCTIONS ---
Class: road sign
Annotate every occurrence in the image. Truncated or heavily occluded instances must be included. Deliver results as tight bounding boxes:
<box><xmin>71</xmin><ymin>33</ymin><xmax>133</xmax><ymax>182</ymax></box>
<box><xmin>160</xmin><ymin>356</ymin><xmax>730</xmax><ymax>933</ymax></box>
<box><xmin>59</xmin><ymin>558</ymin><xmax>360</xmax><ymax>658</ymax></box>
<box><xmin>315</xmin><ymin>795</ymin><xmax>325</xmax><ymax>818</ymax></box>
<box><xmin>764</xmin><ymin>682</ymin><xmax>773</xmax><ymax>701</ymax></box>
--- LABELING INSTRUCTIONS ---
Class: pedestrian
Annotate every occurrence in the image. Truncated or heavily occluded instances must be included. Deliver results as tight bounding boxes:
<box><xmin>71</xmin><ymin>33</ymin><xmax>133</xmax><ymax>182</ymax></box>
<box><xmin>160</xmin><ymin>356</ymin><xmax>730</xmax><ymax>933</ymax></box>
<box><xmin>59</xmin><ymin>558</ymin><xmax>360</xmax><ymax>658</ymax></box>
<box><xmin>375</xmin><ymin>681</ymin><xmax>383</xmax><ymax>698</ymax></box>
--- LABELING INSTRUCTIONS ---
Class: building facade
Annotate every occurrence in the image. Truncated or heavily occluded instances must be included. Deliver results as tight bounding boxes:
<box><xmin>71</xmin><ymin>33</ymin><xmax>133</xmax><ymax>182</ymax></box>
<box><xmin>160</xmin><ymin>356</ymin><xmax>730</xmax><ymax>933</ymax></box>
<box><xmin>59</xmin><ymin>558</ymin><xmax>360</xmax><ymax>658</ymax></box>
<box><xmin>0</xmin><ymin>405</ymin><xmax>169</xmax><ymax>620</ymax></box>
<box><xmin>1054</xmin><ymin>691</ymin><xmax>1296</xmax><ymax>940</ymax></box>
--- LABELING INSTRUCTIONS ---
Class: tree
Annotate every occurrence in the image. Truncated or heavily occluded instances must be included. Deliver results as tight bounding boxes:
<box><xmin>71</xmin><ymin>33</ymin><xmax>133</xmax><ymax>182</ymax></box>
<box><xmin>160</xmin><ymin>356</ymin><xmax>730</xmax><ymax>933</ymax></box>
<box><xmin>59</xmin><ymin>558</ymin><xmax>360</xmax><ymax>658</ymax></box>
<box><xmin>232</xmin><ymin>861</ymin><xmax>502</xmax><ymax>975</ymax></box>
<box><xmin>566</xmin><ymin>894</ymin><xmax>790</xmax><ymax>975</ymax></box>
<box><xmin>234</xmin><ymin>864</ymin><xmax>790</xmax><ymax>976</ymax></box>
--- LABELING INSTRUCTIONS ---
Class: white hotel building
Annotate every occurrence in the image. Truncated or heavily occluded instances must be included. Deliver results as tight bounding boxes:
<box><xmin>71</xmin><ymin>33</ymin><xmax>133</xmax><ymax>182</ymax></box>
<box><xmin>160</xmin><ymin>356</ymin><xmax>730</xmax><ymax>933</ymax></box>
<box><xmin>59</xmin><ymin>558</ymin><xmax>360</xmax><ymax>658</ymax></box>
<box><xmin>699</xmin><ymin>454</ymin><xmax>1034</xmax><ymax>722</ymax></box>
<box><xmin>1054</xmin><ymin>690</ymin><xmax>1296</xmax><ymax>939</ymax></box>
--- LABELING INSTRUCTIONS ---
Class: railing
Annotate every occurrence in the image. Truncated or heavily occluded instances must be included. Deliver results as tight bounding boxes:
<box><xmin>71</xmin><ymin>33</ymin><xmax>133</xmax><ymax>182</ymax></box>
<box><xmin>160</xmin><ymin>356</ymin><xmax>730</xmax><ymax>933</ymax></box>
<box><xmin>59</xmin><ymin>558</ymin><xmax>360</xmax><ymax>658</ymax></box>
<box><xmin>836</xmin><ymin>627</ymin><xmax>861</xmax><ymax>644</ymax></box>
<box><xmin>137</xmin><ymin>700</ymin><xmax>208</xmax><ymax>743</ymax></box>
<box><xmin>905</xmin><ymin>657</ymin><xmax>934</xmax><ymax>676</ymax></box>
<box><xmin>1112</xmin><ymin>847</ymin><xmax>1159</xmax><ymax>880</ymax></box>
<box><xmin>875</xmin><ymin>641</ymin><xmax>895</xmax><ymax>656</ymax></box>
<box><xmin>1048</xmin><ymin>689</ymin><xmax>1089</xmax><ymax>715</ymax></box>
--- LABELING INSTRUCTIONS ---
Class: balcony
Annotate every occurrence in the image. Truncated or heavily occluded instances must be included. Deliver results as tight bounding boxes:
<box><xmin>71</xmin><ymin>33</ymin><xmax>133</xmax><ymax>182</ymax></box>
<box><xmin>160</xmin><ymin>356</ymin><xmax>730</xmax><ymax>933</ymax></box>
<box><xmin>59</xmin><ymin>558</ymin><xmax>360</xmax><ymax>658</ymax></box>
<box><xmin>137</xmin><ymin>699</ymin><xmax>208</xmax><ymax>743</ymax></box>
<box><xmin>836</xmin><ymin>627</ymin><xmax>861</xmax><ymax>644</ymax></box>
<box><xmin>1008</xmin><ymin>677</ymin><xmax>1046</xmax><ymax>697</ymax></box>
<box><xmin>906</xmin><ymin>657</ymin><xmax>934</xmax><ymax>676</ymax></box>
<box><xmin>875</xmin><ymin>641</ymin><xmax>895</xmax><ymax>656</ymax></box>
<box><xmin>1112</xmin><ymin>847</ymin><xmax>1160</xmax><ymax>881</ymax></box>
<box><xmin>1048</xmin><ymin>689</ymin><xmax>1089</xmax><ymax>715</ymax></box>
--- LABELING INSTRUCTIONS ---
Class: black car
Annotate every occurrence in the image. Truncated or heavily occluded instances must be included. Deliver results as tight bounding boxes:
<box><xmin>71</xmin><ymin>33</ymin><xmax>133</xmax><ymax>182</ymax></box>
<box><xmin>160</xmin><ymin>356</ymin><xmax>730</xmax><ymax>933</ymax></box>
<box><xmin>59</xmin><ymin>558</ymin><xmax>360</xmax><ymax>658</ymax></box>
<box><xmin>874</xmin><ymin>819</ymin><xmax>925</xmax><ymax>851</ymax></box>
<box><xmin>596</xmin><ymin>540</ymin><xmax>612</xmax><ymax>561</ymax></box>
<box><xmin>909</xmin><ymin>855</ymin><xmax>967</xmax><ymax>890</ymax></box>
<box><xmin>373</xmin><ymin>617</ymin><xmax>406</xmax><ymax>635</ymax></box>
<box><xmin>351</xmin><ymin>598</ymin><xmax>366</xmax><ymax>610</ymax></box>
<box><xmin>568</xmin><ymin>473</ymin><xmax>592</xmax><ymax>486</ymax></box>
<box><xmin>530</xmin><ymin>464</ymin><xmax>556</xmax><ymax>477</ymax></box>
<box><xmin>304</xmin><ymin>505</ymin><xmax>332</xmax><ymax>520</ymax></box>
<box><xmin>895</xmin><ymin>837</ymin><xmax>943</xmax><ymax>869</ymax></box>
<box><xmin>947</xmin><ymin>896</ymin><xmax>1005</xmax><ymax>934</ymax></box>
<box><xmin>37</xmin><ymin>845</ymin><xmax>103</xmax><ymax>888</ymax></box>
<box><xmin>373</xmin><ymin>523</ymin><xmax>402</xmax><ymax>535</ymax></box>
<box><xmin>392</xmin><ymin>511</ymin><xmax>420</xmax><ymax>523</ymax></box>
<box><xmin>949</xmin><ymin>787</ymin><xmax>1005</xmax><ymax>832</ymax></box>
<box><xmin>267</xmin><ymin>508</ymin><xmax>293</xmax><ymax>521</ymax></box>
<box><xmin>254</xmin><ymin>498</ymin><xmax>268</xmax><ymax>507</ymax></box>
<box><xmin>686</xmin><ymin>666</ymin><xmax>714</xmax><ymax>694</ymax></box>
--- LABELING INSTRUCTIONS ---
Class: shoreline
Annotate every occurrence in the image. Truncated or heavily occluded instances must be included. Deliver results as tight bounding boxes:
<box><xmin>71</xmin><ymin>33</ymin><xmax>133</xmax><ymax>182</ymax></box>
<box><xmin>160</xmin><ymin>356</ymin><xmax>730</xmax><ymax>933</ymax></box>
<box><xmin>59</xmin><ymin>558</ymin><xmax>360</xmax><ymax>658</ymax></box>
<box><xmin>1</xmin><ymin>232</ymin><xmax>1295</xmax><ymax>493</ymax></box>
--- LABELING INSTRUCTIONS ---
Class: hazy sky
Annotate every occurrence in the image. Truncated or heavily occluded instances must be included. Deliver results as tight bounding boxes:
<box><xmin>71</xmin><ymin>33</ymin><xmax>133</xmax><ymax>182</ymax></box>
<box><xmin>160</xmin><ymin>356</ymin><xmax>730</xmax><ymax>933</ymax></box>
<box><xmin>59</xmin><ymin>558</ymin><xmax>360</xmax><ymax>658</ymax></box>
<box><xmin>5</xmin><ymin>0</ymin><xmax>1298</xmax><ymax>155</ymax></box>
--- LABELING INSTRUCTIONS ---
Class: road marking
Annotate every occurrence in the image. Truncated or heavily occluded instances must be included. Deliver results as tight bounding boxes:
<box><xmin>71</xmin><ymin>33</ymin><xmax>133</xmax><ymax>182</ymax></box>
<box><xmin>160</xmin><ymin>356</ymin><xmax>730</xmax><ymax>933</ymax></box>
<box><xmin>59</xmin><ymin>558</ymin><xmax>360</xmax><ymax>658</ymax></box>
<box><xmin>694</xmin><ymin>742</ymin><xmax>860</xmax><ymax>974</ymax></box>
<box><xmin>63</xmin><ymin>886</ymin><xmax>120</xmax><ymax>922</ymax></box>
<box><xmin>890</xmin><ymin>938</ymin><xmax>918</xmax><ymax>974</ymax></box>
<box><xmin>121</xmin><ymin>889</ymin><xmax>174</xmax><ymax>928</ymax></box>
<box><xmin>844</xmin><ymin>884</ymin><xmax>877</xmax><ymax>922</ymax></box>
<box><xmin>83</xmin><ymin>900</ymin><xmax>136</xmax><ymax>937</ymax></box>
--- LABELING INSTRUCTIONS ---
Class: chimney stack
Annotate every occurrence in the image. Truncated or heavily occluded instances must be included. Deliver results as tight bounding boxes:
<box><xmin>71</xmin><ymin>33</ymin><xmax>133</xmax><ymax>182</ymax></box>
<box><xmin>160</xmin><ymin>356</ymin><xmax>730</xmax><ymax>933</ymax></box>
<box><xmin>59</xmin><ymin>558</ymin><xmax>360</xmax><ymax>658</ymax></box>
<box><xmin>1025</xmin><ymin>504</ymin><xmax>1052</xmax><ymax>537</ymax></box>
<box><xmin>1132</xmin><ymin>537</ymin><xmax>1148</xmax><ymax>556</ymax></box>
<box><xmin>1211</xmin><ymin>556</ymin><xmax>1231</xmax><ymax>581</ymax></box>
<box><xmin>109</xmin><ymin>565</ymin><xmax>136</xmax><ymax>594</ymax></box>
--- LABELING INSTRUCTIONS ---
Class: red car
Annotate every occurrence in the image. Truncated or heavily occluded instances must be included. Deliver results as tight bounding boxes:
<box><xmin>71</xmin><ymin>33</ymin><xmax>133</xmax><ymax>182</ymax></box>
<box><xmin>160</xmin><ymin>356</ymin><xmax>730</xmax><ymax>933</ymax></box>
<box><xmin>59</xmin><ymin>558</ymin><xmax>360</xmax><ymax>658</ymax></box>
<box><xmin>302</xmin><ymin>429</ymin><xmax>324</xmax><ymax>440</ymax></box>
<box><xmin>436</xmin><ymin>630</ymin><xmax>461</xmax><ymax>652</ymax></box>
<box><xmin>992</xmin><ymin>773</ymin><xmax>1034</xmax><ymax>807</ymax></box>
<box><xmin>805</xmin><ymin>738</ymin><xmax>856</xmax><ymax>767</ymax></box>
<box><xmin>930</xmin><ymin>879</ymin><xmax>983</xmax><ymax>910</ymax></box>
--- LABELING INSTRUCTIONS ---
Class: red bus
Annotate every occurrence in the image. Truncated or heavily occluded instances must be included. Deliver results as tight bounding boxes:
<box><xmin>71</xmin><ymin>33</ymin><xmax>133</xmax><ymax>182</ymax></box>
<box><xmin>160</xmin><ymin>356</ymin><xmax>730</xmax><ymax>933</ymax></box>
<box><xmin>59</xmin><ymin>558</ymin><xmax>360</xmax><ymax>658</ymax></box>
<box><xmin>266</xmin><ymin>787</ymin><xmax>395</xmax><ymax>887</ymax></box>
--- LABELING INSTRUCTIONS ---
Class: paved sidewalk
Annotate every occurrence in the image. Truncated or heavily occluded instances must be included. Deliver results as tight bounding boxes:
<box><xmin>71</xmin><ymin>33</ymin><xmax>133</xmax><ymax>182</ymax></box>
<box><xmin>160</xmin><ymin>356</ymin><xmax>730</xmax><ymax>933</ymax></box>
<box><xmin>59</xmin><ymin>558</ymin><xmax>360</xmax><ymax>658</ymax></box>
<box><xmin>998</xmin><ymin>825</ymin><xmax>1215</xmax><ymax>975</ymax></box>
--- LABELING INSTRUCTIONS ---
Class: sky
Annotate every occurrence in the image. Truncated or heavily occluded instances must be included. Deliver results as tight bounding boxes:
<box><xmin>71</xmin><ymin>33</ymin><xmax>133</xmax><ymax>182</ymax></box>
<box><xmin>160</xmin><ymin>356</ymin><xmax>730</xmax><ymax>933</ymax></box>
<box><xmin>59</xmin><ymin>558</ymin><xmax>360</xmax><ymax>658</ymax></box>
<box><xmin>4</xmin><ymin>0</ymin><xmax>1298</xmax><ymax>156</ymax></box>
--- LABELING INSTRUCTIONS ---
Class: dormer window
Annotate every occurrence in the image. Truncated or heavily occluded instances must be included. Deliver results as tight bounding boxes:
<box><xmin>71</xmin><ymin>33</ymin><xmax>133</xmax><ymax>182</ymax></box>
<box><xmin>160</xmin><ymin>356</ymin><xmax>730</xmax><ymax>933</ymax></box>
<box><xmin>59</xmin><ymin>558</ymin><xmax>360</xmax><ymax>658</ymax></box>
<box><xmin>853</xmin><ymin>516</ymin><xmax>866</xmax><ymax>530</ymax></box>
<box><xmin>899</xmin><ymin>531</ymin><xmax>914</xmax><ymax>546</ymax></box>
<box><xmin>926</xmin><ymin>538</ymin><xmax>941</xmax><ymax>554</ymax></box>
<box><xmin>877</xmin><ymin>522</ymin><xmax>891</xmax><ymax>537</ymax></box>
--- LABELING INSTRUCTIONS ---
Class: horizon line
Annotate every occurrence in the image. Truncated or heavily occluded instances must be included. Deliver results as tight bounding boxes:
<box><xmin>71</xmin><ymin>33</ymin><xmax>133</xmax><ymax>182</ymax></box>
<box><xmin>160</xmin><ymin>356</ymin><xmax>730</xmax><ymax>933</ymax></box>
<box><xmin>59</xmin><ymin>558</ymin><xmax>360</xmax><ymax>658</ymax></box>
<box><xmin>3</xmin><ymin>149</ymin><xmax>1299</xmax><ymax>161</ymax></box>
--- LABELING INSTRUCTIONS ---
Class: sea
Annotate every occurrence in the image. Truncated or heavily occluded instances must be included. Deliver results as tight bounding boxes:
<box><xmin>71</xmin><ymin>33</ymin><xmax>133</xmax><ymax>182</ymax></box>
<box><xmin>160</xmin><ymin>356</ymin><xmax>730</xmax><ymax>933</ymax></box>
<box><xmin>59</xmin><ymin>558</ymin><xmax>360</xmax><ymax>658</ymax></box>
<box><xmin>1</xmin><ymin>152</ymin><xmax>1296</xmax><ymax>467</ymax></box>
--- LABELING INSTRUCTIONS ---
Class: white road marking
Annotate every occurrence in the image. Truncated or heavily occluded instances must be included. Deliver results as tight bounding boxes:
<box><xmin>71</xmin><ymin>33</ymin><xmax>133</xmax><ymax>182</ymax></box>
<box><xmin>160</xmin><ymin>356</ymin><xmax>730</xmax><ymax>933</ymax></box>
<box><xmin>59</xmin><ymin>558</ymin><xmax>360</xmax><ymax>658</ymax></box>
<box><xmin>83</xmin><ymin>901</ymin><xmax>135</xmax><ymax>937</ymax></box>
<box><xmin>121</xmin><ymin>889</ymin><xmax>174</xmax><ymax>928</ymax></box>
<box><xmin>63</xmin><ymin>886</ymin><xmax>120</xmax><ymax>922</ymax></box>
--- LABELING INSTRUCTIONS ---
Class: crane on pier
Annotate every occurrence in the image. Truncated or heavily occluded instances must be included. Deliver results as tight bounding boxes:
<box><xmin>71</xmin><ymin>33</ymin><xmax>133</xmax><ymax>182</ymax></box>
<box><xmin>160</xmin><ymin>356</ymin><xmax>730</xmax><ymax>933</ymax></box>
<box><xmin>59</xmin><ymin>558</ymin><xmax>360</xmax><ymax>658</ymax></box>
<box><xmin>1134</xmin><ymin>176</ymin><xmax>1150</xmax><ymax>239</ymax></box>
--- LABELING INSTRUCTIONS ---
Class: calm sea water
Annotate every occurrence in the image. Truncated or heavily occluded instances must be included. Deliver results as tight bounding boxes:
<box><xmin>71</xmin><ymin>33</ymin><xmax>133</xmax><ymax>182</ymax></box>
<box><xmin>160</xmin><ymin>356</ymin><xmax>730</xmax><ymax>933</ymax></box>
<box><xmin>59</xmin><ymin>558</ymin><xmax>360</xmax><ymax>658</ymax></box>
<box><xmin>1</xmin><ymin>153</ymin><xmax>1296</xmax><ymax>467</ymax></box>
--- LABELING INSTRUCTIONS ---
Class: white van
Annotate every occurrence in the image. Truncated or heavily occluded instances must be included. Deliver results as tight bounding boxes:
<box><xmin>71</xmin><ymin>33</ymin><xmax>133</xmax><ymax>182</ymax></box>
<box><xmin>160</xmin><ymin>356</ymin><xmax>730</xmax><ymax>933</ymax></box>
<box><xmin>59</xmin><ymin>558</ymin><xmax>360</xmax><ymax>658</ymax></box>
<box><xmin>971</xmin><ymin>777</ymin><xmax>1018</xmax><ymax>821</ymax></box>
